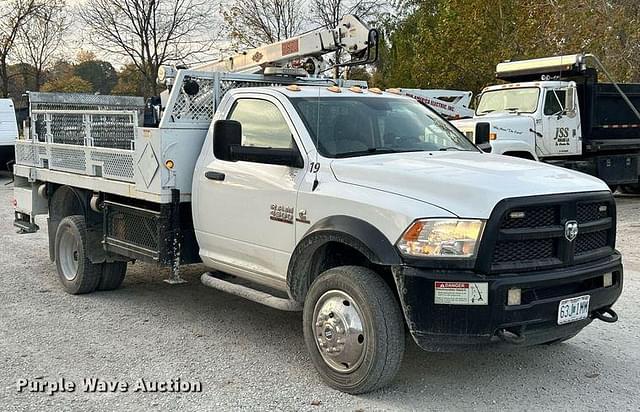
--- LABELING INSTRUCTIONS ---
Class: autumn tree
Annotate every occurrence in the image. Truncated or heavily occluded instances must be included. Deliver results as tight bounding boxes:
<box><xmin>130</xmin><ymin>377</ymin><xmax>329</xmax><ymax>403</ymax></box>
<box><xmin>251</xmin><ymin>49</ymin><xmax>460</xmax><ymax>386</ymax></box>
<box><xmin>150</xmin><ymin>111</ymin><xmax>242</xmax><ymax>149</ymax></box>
<box><xmin>79</xmin><ymin>0</ymin><xmax>215</xmax><ymax>97</ymax></box>
<box><xmin>41</xmin><ymin>76</ymin><xmax>93</xmax><ymax>93</ymax></box>
<box><xmin>377</xmin><ymin>0</ymin><xmax>640</xmax><ymax>92</ymax></box>
<box><xmin>74</xmin><ymin>60</ymin><xmax>117</xmax><ymax>94</ymax></box>
<box><xmin>111</xmin><ymin>64</ymin><xmax>148</xmax><ymax>96</ymax></box>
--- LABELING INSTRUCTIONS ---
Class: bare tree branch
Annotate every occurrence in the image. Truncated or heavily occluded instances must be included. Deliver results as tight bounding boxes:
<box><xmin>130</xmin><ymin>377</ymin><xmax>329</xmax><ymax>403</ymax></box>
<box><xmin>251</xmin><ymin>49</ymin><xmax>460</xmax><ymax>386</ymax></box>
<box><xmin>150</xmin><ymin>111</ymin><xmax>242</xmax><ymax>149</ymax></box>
<box><xmin>79</xmin><ymin>0</ymin><xmax>215</xmax><ymax>96</ymax></box>
<box><xmin>15</xmin><ymin>0</ymin><xmax>68</xmax><ymax>91</ymax></box>
<box><xmin>221</xmin><ymin>0</ymin><xmax>305</xmax><ymax>49</ymax></box>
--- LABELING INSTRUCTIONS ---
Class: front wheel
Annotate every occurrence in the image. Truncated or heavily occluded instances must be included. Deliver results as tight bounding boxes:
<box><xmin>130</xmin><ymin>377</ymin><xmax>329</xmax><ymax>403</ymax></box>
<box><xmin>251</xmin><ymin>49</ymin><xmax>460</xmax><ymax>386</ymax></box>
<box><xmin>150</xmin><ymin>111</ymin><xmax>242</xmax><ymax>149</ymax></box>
<box><xmin>303</xmin><ymin>266</ymin><xmax>405</xmax><ymax>394</ymax></box>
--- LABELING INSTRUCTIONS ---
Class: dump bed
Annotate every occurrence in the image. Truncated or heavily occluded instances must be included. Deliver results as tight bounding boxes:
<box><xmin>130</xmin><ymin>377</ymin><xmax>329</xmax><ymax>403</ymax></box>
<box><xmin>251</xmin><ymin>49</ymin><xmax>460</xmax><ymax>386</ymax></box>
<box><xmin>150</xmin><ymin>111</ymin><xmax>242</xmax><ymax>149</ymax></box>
<box><xmin>584</xmin><ymin>82</ymin><xmax>640</xmax><ymax>148</ymax></box>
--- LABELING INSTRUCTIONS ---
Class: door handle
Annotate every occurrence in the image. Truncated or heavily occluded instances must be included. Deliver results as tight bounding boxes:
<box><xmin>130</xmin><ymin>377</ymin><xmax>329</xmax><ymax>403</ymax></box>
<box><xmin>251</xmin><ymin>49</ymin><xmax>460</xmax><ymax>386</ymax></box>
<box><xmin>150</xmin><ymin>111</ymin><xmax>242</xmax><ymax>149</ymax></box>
<box><xmin>205</xmin><ymin>171</ymin><xmax>225</xmax><ymax>181</ymax></box>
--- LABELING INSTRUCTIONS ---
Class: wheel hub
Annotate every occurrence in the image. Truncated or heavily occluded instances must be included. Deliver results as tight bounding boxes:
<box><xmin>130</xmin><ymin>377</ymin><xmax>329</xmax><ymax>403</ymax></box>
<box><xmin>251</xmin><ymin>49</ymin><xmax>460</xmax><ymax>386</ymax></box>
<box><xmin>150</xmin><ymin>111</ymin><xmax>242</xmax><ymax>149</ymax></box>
<box><xmin>59</xmin><ymin>230</ymin><xmax>79</xmax><ymax>281</ymax></box>
<box><xmin>313</xmin><ymin>290</ymin><xmax>366</xmax><ymax>372</ymax></box>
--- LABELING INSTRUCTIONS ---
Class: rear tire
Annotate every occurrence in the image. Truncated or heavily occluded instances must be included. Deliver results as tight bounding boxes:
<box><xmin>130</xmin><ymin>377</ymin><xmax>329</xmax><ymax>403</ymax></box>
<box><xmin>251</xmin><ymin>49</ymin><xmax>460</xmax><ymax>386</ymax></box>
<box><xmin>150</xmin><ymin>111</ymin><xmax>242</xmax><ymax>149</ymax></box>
<box><xmin>303</xmin><ymin>266</ymin><xmax>405</xmax><ymax>394</ymax></box>
<box><xmin>55</xmin><ymin>215</ymin><xmax>102</xmax><ymax>294</ymax></box>
<box><xmin>98</xmin><ymin>262</ymin><xmax>127</xmax><ymax>291</ymax></box>
<box><xmin>619</xmin><ymin>184</ymin><xmax>640</xmax><ymax>195</ymax></box>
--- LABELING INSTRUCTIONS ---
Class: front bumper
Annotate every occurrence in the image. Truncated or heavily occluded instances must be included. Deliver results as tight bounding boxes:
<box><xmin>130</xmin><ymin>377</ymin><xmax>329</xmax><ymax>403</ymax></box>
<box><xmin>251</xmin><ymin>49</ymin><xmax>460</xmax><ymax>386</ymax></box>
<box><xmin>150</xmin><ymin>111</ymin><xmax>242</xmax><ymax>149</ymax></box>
<box><xmin>393</xmin><ymin>252</ymin><xmax>623</xmax><ymax>351</ymax></box>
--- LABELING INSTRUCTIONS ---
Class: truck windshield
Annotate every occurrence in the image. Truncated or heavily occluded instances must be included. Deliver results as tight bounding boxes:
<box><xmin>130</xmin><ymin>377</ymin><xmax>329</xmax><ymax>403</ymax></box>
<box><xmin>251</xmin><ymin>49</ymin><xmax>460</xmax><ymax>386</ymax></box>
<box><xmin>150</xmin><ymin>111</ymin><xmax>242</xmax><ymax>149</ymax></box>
<box><xmin>476</xmin><ymin>87</ymin><xmax>540</xmax><ymax>115</ymax></box>
<box><xmin>290</xmin><ymin>97</ymin><xmax>478</xmax><ymax>158</ymax></box>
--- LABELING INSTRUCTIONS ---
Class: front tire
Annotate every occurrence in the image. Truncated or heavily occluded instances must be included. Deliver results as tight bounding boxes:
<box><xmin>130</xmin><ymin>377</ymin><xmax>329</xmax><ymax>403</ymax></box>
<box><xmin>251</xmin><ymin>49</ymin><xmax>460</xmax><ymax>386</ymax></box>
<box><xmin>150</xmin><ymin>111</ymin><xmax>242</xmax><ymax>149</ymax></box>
<box><xmin>303</xmin><ymin>266</ymin><xmax>405</xmax><ymax>394</ymax></box>
<box><xmin>55</xmin><ymin>215</ymin><xmax>102</xmax><ymax>294</ymax></box>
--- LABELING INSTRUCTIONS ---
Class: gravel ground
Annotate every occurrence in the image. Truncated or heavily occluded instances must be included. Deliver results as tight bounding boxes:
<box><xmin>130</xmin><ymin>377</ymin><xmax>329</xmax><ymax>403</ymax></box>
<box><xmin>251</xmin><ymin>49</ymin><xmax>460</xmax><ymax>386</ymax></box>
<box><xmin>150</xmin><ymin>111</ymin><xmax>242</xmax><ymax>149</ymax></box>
<box><xmin>1</xmin><ymin>173</ymin><xmax>639</xmax><ymax>411</ymax></box>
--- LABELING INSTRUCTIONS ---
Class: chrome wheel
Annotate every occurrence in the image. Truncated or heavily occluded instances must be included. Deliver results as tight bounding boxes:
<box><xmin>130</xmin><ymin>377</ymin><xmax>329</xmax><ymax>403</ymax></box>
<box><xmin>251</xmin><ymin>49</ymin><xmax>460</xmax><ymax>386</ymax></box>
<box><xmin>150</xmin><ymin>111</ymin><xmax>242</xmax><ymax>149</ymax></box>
<box><xmin>58</xmin><ymin>229</ymin><xmax>79</xmax><ymax>281</ymax></box>
<box><xmin>313</xmin><ymin>290</ymin><xmax>367</xmax><ymax>373</ymax></box>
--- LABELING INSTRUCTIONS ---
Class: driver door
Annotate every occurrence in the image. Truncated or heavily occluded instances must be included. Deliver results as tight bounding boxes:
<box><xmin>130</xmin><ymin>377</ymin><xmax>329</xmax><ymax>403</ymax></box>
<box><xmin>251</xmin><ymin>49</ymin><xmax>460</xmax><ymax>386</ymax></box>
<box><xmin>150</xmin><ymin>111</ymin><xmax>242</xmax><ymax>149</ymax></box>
<box><xmin>540</xmin><ymin>88</ymin><xmax>581</xmax><ymax>157</ymax></box>
<box><xmin>195</xmin><ymin>95</ymin><xmax>307</xmax><ymax>287</ymax></box>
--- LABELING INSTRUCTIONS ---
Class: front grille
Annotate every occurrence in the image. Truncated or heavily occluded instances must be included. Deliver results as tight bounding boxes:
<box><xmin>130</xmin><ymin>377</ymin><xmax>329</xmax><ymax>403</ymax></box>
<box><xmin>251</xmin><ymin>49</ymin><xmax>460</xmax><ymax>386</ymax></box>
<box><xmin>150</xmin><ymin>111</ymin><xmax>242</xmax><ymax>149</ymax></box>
<box><xmin>501</xmin><ymin>206</ymin><xmax>556</xmax><ymax>229</ymax></box>
<box><xmin>577</xmin><ymin>202</ymin><xmax>608</xmax><ymax>223</ymax></box>
<box><xmin>575</xmin><ymin>231</ymin><xmax>608</xmax><ymax>255</ymax></box>
<box><xmin>480</xmin><ymin>193</ymin><xmax>615</xmax><ymax>274</ymax></box>
<box><xmin>493</xmin><ymin>239</ymin><xmax>555</xmax><ymax>263</ymax></box>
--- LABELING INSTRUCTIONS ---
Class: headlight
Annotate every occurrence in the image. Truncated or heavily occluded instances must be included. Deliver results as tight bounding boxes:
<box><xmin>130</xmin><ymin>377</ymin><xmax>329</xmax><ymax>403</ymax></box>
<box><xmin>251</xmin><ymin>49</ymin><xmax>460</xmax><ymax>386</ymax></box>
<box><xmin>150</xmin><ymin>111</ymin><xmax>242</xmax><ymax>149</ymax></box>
<box><xmin>397</xmin><ymin>219</ymin><xmax>485</xmax><ymax>258</ymax></box>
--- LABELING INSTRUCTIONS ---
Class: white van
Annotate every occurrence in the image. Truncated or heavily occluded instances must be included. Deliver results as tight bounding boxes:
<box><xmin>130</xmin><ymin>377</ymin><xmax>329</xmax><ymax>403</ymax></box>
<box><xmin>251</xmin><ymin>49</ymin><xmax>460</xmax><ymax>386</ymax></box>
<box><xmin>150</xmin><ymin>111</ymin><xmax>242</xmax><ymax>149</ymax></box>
<box><xmin>0</xmin><ymin>98</ymin><xmax>17</xmax><ymax>170</ymax></box>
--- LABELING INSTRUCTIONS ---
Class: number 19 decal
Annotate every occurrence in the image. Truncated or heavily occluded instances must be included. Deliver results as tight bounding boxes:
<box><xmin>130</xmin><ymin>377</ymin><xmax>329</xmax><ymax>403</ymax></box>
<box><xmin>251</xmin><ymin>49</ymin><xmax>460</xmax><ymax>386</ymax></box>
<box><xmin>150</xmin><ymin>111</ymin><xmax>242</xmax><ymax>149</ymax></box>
<box><xmin>309</xmin><ymin>162</ymin><xmax>320</xmax><ymax>173</ymax></box>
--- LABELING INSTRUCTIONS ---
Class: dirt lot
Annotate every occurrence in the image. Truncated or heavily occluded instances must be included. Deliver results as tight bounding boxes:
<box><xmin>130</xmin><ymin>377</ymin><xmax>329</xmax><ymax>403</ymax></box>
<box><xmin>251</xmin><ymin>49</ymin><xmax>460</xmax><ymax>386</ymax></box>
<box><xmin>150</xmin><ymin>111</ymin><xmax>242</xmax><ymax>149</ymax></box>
<box><xmin>1</xmin><ymin>173</ymin><xmax>639</xmax><ymax>411</ymax></box>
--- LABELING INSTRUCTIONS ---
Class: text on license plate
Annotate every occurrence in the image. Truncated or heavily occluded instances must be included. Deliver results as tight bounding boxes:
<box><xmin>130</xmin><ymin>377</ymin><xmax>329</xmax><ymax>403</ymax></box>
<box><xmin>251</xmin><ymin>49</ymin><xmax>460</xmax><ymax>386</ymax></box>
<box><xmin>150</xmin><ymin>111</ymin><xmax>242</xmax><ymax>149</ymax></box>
<box><xmin>557</xmin><ymin>295</ymin><xmax>590</xmax><ymax>325</ymax></box>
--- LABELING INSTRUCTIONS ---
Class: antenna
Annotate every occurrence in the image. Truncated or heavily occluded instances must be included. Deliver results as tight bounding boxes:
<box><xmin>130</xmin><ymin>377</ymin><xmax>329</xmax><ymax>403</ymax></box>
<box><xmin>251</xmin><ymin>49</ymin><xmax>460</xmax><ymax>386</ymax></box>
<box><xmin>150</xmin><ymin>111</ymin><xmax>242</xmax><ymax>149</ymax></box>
<box><xmin>312</xmin><ymin>86</ymin><xmax>321</xmax><ymax>191</ymax></box>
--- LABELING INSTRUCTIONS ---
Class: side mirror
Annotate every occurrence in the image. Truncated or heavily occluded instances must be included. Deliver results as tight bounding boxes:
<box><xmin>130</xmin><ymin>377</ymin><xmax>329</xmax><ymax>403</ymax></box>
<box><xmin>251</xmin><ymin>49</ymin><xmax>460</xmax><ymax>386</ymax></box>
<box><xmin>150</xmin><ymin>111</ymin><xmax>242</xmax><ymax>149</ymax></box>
<box><xmin>213</xmin><ymin>119</ymin><xmax>242</xmax><ymax>161</ymax></box>
<box><xmin>565</xmin><ymin>85</ymin><xmax>577</xmax><ymax>114</ymax></box>
<box><xmin>229</xmin><ymin>145</ymin><xmax>304</xmax><ymax>168</ymax></box>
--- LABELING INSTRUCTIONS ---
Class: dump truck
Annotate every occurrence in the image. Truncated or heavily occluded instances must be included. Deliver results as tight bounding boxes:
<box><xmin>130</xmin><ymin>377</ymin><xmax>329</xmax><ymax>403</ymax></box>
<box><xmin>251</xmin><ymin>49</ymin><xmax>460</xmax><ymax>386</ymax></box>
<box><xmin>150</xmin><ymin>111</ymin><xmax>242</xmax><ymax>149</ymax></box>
<box><xmin>453</xmin><ymin>54</ymin><xmax>640</xmax><ymax>193</ymax></box>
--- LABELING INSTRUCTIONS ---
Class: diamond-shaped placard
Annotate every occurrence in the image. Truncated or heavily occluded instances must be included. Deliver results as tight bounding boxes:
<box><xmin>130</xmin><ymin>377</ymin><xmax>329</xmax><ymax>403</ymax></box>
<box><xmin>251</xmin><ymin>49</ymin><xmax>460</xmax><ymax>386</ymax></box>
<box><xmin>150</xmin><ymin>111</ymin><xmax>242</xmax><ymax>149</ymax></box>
<box><xmin>137</xmin><ymin>142</ymin><xmax>159</xmax><ymax>188</ymax></box>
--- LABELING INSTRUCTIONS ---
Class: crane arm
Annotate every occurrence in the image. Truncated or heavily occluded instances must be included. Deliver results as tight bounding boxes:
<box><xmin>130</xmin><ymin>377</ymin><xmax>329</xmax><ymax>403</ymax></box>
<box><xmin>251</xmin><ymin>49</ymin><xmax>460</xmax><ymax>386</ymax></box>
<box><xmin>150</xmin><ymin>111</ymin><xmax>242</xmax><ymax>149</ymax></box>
<box><xmin>193</xmin><ymin>15</ymin><xmax>373</xmax><ymax>75</ymax></box>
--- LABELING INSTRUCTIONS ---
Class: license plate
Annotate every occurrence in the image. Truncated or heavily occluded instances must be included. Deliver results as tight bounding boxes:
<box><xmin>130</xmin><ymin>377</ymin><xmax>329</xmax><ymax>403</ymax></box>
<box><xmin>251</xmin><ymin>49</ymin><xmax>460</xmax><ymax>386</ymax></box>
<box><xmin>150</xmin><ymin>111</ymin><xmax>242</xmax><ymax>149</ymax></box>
<box><xmin>557</xmin><ymin>295</ymin><xmax>590</xmax><ymax>325</ymax></box>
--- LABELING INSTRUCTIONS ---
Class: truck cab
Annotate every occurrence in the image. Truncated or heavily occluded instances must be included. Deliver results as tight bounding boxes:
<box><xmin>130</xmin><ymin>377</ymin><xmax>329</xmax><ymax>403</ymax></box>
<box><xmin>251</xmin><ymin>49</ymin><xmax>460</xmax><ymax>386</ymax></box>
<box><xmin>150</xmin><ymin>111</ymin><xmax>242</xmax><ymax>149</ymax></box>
<box><xmin>454</xmin><ymin>80</ymin><xmax>582</xmax><ymax>159</ymax></box>
<box><xmin>453</xmin><ymin>54</ymin><xmax>640</xmax><ymax>190</ymax></box>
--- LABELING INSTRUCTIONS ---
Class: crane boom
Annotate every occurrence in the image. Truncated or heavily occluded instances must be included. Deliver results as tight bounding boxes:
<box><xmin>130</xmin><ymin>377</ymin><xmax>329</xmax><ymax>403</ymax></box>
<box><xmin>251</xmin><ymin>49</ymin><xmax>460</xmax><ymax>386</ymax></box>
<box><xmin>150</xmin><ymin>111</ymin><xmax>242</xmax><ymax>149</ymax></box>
<box><xmin>158</xmin><ymin>15</ymin><xmax>375</xmax><ymax>85</ymax></box>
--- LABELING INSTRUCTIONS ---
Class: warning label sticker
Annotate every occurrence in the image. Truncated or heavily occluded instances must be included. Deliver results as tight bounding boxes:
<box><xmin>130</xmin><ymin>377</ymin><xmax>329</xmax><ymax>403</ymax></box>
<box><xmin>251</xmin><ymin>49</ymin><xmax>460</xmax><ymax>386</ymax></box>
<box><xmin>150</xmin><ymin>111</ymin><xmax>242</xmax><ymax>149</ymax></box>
<box><xmin>434</xmin><ymin>282</ymin><xmax>488</xmax><ymax>305</ymax></box>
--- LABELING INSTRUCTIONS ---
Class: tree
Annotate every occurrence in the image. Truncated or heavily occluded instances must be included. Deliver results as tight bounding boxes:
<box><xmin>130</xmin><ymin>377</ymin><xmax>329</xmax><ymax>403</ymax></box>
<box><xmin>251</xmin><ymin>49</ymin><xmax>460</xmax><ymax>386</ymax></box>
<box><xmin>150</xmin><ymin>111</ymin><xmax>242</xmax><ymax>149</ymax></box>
<box><xmin>41</xmin><ymin>75</ymin><xmax>93</xmax><ymax>93</ymax></box>
<box><xmin>0</xmin><ymin>0</ymin><xmax>43</xmax><ymax>97</ymax></box>
<box><xmin>15</xmin><ymin>0</ymin><xmax>67</xmax><ymax>91</ymax></box>
<box><xmin>378</xmin><ymin>0</ymin><xmax>640</xmax><ymax>93</ymax></box>
<box><xmin>221</xmin><ymin>0</ymin><xmax>305</xmax><ymax>49</ymax></box>
<box><xmin>79</xmin><ymin>0</ymin><xmax>215</xmax><ymax>97</ymax></box>
<box><xmin>74</xmin><ymin>60</ymin><xmax>118</xmax><ymax>94</ymax></box>
<box><xmin>111</xmin><ymin>64</ymin><xmax>148</xmax><ymax>96</ymax></box>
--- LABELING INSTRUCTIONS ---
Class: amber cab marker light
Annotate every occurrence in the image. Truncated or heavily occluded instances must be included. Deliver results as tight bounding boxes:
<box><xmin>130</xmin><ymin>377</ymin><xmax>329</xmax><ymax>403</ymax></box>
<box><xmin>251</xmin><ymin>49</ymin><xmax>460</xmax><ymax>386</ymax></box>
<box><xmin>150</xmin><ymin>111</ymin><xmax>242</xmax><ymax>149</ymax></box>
<box><xmin>165</xmin><ymin>159</ymin><xmax>175</xmax><ymax>170</ymax></box>
<box><xmin>286</xmin><ymin>84</ymin><xmax>301</xmax><ymax>92</ymax></box>
<box><xmin>327</xmin><ymin>85</ymin><xmax>341</xmax><ymax>93</ymax></box>
<box><xmin>369</xmin><ymin>87</ymin><xmax>383</xmax><ymax>94</ymax></box>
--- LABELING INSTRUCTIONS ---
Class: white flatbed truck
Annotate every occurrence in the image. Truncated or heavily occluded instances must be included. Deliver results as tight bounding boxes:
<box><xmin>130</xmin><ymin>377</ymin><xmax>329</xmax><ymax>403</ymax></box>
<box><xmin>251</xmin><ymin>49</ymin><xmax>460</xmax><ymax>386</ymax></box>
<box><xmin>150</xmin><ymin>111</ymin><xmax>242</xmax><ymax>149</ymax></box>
<box><xmin>13</xmin><ymin>21</ymin><xmax>623</xmax><ymax>393</ymax></box>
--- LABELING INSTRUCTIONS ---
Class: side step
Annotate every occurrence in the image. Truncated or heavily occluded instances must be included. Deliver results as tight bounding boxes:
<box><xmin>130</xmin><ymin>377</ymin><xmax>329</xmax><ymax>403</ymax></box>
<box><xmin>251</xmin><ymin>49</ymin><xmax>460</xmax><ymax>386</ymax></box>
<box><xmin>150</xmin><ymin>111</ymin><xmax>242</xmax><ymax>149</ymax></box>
<box><xmin>200</xmin><ymin>272</ymin><xmax>302</xmax><ymax>312</ymax></box>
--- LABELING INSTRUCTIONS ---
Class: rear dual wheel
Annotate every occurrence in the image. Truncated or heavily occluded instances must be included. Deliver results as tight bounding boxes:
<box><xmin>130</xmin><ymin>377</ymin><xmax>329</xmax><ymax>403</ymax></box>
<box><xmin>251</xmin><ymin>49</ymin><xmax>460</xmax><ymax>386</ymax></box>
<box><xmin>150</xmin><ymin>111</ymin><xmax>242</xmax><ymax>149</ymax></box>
<box><xmin>619</xmin><ymin>184</ymin><xmax>640</xmax><ymax>195</ymax></box>
<box><xmin>303</xmin><ymin>266</ymin><xmax>405</xmax><ymax>394</ymax></box>
<box><xmin>55</xmin><ymin>215</ymin><xmax>127</xmax><ymax>294</ymax></box>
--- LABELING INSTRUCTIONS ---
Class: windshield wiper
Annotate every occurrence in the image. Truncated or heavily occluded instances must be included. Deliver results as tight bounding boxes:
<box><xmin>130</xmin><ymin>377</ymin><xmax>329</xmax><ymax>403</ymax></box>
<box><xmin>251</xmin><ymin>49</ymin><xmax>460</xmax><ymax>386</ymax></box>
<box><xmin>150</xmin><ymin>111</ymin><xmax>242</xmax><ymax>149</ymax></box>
<box><xmin>478</xmin><ymin>109</ymin><xmax>495</xmax><ymax>115</ymax></box>
<box><xmin>438</xmin><ymin>146</ymin><xmax>465</xmax><ymax>151</ymax></box>
<box><xmin>334</xmin><ymin>148</ymin><xmax>416</xmax><ymax>158</ymax></box>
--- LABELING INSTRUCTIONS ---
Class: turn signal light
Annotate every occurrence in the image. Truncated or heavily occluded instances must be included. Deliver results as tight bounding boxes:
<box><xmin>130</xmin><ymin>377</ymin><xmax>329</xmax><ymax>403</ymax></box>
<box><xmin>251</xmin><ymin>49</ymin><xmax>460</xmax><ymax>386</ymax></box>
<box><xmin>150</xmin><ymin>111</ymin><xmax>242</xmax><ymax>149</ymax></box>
<box><xmin>489</xmin><ymin>133</ymin><xmax>497</xmax><ymax>140</ymax></box>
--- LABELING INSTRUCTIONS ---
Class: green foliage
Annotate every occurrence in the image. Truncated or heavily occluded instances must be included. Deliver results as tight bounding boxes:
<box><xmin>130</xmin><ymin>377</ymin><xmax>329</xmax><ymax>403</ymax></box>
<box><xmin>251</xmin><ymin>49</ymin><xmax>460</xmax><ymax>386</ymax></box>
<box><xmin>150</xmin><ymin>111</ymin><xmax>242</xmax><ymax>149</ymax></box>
<box><xmin>111</xmin><ymin>64</ymin><xmax>149</xmax><ymax>97</ymax></box>
<box><xmin>74</xmin><ymin>60</ymin><xmax>118</xmax><ymax>94</ymax></box>
<box><xmin>41</xmin><ymin>76</ymin><xmax>93</xmax><ymax>93</ymax></box>
<box><xmin>377</xmin><ymin>0</ymin><xmax>640</xmax><ymax>93</ymax></box>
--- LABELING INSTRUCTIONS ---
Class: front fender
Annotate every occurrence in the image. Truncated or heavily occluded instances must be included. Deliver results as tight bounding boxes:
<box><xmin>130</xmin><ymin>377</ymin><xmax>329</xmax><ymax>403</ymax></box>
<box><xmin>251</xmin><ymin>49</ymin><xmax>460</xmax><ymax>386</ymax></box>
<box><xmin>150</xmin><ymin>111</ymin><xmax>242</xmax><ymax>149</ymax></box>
<box><xmin>287</xmin><ymin>215</ymin><xmax>402</xmax><ymax>301</ymax></box>
<box><xmin>491</xmin><ymin>139</ymin><xmax>539</xmax><ymax>160</ymax></box>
